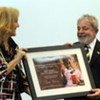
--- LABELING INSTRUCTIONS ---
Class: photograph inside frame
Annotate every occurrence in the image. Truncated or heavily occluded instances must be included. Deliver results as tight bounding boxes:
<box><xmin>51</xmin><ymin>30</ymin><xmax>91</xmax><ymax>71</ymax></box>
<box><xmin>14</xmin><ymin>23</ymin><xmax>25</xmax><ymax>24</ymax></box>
<box><xmin>33</xmin><ymin>54</ymin><xmax>85</xmax><ymax>90</ymax></box>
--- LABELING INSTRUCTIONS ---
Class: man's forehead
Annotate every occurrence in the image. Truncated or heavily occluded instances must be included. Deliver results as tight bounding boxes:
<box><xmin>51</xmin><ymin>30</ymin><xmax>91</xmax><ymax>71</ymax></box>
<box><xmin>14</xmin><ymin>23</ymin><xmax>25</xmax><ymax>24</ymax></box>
<box><xmin>78</xmin><ymin>20</ymin><xmax>91</xmax><ymax>27</ymax></box>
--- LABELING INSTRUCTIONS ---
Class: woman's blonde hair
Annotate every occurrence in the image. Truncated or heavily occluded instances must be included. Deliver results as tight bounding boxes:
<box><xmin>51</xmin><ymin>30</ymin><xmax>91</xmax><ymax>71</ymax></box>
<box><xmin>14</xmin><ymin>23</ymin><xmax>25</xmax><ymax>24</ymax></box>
<box><xmin>0</xmin><ymin>7</ymin><xmax>19</xmax><ymax>42</ymax></box>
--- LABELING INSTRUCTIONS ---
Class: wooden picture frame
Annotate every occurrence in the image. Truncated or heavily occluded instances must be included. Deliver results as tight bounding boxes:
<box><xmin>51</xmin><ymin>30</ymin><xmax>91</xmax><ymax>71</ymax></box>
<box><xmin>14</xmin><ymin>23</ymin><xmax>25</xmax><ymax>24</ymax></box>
<box><xmin>22</xmin><ymin>44</ymin><xmax>95</xmax><ymax>100</ymax></box>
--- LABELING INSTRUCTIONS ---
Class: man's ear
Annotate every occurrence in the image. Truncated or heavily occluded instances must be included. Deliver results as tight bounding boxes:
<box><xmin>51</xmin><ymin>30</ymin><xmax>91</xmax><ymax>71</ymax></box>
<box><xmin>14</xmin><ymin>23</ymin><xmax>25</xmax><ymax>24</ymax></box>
<box><xmin>95</xmin><ymin>28</ymin><xmax>98</xmax><ymax>33</ymax></box>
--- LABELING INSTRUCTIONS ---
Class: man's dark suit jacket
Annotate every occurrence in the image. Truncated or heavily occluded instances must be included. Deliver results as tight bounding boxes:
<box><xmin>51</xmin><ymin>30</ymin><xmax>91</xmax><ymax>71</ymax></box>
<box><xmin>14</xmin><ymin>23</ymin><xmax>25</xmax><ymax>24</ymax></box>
<box><xmin>64</xmin><ymin>40</ymin><xmax>100</xmax><ymax>100</ymax></box>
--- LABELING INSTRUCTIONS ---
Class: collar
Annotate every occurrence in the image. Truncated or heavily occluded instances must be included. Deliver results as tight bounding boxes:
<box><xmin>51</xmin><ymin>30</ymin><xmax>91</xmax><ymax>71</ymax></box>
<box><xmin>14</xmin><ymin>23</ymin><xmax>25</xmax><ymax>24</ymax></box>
<box><xmin>89</xmin><ymin>38</ymin><xmax>97</xmax><ymax>50</ymax></box>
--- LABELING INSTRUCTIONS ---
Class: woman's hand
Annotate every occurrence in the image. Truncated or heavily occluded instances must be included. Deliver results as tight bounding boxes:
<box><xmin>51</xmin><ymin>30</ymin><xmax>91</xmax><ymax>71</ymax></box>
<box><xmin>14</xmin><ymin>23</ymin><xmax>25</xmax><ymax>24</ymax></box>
<box><xmin>15</xmin><ymin>48</ymin><xmax>27</xmax><ymax>60</ymax></box>
<box><xmin>7</xmin><ymin>48</ymin><xmax>27</xmax><ymax>74</ymax></box>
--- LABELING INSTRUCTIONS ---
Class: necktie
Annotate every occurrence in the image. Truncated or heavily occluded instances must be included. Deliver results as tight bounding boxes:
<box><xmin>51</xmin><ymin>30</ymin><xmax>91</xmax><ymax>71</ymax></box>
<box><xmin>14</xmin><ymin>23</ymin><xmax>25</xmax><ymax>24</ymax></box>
<box><xmin>84</xmin><ymin>45</ymin><xmax>90</xmax><ymax>62</ymax></box>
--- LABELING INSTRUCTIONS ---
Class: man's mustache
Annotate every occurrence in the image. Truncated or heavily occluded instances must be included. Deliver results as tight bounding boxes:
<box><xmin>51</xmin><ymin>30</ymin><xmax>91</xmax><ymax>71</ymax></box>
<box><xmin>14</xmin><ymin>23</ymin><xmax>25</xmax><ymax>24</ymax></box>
<box><xmin>78</xmin><ymin>33</ymin><xmax>86</xmax><ymax>37</ymax></box>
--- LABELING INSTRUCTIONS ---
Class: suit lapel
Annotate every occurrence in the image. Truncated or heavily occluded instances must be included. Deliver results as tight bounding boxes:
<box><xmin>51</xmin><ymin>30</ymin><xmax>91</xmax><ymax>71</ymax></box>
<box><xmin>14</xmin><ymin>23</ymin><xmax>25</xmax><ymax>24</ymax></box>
<box><xmin>90</xmin><ymin>40</ymin><xmax>100</xmax><ymax>66</ymax></box>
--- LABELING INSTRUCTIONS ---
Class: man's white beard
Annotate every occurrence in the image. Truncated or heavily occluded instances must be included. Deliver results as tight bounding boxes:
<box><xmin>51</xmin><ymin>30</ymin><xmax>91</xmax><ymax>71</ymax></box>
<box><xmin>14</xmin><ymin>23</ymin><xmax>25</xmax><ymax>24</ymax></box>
<box><xmin>78</xmin><ymin>36</ymin><xmax>93</xmax><ymax>45</ymax></box>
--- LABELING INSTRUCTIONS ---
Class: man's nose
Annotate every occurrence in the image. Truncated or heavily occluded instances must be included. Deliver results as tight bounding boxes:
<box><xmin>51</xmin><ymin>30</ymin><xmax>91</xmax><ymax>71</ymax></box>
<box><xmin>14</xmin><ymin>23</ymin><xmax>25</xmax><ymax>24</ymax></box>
<box><xmin>78</xmin><ymin>28</ymin><xmax>84</xmax><ymax>33</ymax></box>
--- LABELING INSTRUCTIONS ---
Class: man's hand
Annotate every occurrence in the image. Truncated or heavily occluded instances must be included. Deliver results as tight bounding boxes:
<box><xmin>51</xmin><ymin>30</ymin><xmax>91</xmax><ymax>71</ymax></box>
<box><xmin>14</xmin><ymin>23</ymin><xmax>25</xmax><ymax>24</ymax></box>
<box><xmin>64</xmin><ymin>42</ymin><xmax>73</xmax><ymax>46</ymax></box>
<box><xmin>87</xmin><ymin>88</ymin><xmax>100</xmax><ymax>99</ymax></box>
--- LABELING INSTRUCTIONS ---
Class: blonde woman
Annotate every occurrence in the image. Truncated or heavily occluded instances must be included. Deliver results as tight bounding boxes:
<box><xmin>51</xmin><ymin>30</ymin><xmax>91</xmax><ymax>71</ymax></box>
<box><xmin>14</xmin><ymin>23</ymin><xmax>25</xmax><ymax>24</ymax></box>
<box><xmin>0</xmin><ymin>7</ymin><xmax>29</xmax><ymax>100</ymax></box>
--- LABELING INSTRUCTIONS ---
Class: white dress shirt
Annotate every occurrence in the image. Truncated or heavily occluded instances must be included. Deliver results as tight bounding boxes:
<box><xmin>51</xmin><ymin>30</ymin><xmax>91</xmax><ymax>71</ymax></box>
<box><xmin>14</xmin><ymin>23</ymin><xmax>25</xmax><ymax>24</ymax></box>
<box><xmin>88</xmin><ymin>38</ymin><xmax>97</xmax><ymax>61</ymax></box>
